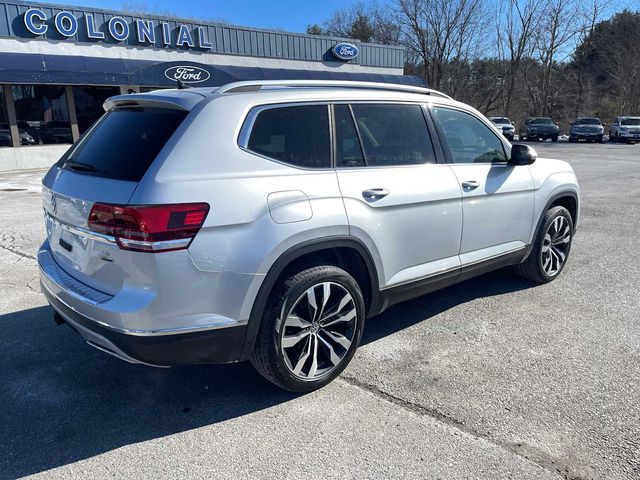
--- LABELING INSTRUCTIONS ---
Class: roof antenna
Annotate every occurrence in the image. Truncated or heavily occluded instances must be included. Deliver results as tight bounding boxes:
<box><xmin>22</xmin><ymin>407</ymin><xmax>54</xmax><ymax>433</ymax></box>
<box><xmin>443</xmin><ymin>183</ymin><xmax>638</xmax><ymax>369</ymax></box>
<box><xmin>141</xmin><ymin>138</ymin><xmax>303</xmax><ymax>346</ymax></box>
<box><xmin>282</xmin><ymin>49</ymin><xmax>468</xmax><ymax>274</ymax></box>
<box><xmin>176</xmin><ymin>79</ymin><xmax>191</xmax><ymax>90</ymax></box>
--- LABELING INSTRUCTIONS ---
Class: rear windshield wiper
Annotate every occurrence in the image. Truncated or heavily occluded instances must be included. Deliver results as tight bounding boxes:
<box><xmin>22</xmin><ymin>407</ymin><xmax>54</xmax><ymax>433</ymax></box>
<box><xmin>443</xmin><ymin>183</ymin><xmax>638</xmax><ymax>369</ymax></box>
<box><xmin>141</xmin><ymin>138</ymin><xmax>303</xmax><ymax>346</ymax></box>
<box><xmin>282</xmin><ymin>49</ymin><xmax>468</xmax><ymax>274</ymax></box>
<box><xmin>62</xmin><ymin>160</ymin><xmax>102</xmax><ymax>173</ymax></box>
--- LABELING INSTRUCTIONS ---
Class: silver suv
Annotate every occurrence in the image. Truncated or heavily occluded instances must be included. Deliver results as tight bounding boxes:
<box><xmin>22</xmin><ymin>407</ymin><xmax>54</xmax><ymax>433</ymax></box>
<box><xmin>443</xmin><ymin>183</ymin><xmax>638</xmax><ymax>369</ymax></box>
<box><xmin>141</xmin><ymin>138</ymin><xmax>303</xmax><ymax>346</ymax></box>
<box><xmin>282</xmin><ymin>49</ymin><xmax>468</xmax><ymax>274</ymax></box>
<box><xmin>38</xmin><ymin>81</ymin><xmax>580</xmax><ymax>392</ymax></box>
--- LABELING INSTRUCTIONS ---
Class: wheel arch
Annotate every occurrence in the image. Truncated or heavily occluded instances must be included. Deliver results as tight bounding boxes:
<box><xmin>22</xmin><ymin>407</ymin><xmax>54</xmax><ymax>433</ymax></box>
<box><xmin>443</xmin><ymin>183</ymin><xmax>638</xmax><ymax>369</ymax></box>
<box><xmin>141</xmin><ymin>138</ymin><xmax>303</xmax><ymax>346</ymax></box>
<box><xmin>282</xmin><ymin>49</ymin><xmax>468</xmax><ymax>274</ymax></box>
<box><xmin>525</xmin><ymin>190</ymin><xmax>579</xmax><ymax>261</ymax></box>
<box><xmin>239</xmin><ymin>236</ymin><xmax>380</xmax><ymax>360</ymax></box>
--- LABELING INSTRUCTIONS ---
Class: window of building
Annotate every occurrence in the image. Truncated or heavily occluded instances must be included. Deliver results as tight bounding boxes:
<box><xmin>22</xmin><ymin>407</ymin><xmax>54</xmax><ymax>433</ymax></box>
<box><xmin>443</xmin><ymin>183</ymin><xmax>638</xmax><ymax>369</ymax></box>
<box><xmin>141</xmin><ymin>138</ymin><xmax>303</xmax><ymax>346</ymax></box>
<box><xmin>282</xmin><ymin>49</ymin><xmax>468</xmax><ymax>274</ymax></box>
<box><xmin>350</xmin><ymin>104</ymin><xmax>436</xmax><ymax>167</ymax></box>
<box><xmin>0</xmin><ymin>86</ymin><xmax>11</xmax><ymax>148</ymax></box>
<box><xmin>247</xmin><ymin>105</ymin><xmax>330</xmax><ymax>169</ymax></box>
<box><xmin>431</xmin><ymin>107</ymin><xmax>506</xmax><ymax>164</ymax></box>
<box><xmin>12</xmin><ymin>85</ymin><xmax>71</xmax><ymax>146</ymax></box>
<box><xmin>334</xmin><ymin>104</ymin><xmax>365</xmax><ymax>167</ymax></box>
<box><xmin>73</xmin><ymin>86</ymin><xmax>120</xmax><ymax>134</ymax></box>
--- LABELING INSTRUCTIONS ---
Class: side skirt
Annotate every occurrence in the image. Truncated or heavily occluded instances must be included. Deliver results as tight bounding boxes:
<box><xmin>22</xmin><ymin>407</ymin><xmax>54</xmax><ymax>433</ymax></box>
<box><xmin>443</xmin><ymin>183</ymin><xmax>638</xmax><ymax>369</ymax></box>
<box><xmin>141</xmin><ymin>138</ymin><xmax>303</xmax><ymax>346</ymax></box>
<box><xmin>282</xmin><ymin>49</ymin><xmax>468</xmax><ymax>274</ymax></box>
<box><xmin>374</xmin><ymin>247</ymin><xmax>529</xmax><ymax>316</ymax></box>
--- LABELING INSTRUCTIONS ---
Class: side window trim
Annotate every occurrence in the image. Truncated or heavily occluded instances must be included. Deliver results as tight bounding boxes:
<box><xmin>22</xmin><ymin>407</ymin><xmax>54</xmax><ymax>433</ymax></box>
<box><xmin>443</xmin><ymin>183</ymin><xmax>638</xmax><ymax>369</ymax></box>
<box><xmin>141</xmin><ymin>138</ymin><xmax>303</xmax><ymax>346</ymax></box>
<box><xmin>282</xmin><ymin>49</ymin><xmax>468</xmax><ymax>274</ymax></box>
<box><xmin>427</xmin><ymin>104</ymin><xmax>511</xmax><ymax>165</ymax></box>
<box><xmin>333</xmin><ymin>101</ymin><xmax>438</xmax><ymax>169</ymax></box>
<box><xmin>347</xmin><ymin>104</ymin><xmax>368</xmax><ymax>167</ymax></box>
<box><xmin>238</xmin><ymin>102</ymin><xmax>332</xmax><ymax>170</ymax></box>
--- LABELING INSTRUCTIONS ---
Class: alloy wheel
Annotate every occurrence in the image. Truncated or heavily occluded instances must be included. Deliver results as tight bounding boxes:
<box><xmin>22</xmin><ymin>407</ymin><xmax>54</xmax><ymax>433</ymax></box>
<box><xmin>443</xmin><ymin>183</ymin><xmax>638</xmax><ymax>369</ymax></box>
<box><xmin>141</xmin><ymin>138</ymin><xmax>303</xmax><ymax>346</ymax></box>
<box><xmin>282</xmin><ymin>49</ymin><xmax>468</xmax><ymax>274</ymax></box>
<box><xmin>541</xmin><ymin>216</ymin><xmax>571</xmax><ymax>276</ymax></box>
<box><xmin>279</xmin><ymin>282</ymin><xmax>357</xmax><ymax>381</ymax></box>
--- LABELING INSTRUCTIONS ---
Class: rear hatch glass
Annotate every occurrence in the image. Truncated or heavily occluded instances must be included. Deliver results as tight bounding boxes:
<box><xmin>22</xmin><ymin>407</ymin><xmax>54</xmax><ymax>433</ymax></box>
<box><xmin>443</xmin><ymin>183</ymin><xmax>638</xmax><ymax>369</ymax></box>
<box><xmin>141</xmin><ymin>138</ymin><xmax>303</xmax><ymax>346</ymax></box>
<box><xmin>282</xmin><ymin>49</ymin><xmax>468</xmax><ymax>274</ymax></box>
<box><xmin>44</xmin><ymin>107</ymin><xmax>187</xmax><ymax>295</ymax></box>
<box><xmin>57</xmin><ymin>109</ymin><xmax>187</xmax><ymax>182</ymax></box>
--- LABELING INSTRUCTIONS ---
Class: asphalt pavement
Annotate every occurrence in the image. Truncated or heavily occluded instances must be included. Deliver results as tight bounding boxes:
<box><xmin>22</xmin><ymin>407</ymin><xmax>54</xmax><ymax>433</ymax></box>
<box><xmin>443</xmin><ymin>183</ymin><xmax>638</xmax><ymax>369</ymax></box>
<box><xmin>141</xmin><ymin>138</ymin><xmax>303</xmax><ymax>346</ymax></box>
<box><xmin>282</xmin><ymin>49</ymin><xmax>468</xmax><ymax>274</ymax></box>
<box><xmin>1</xmin><ymin>142</ymin><xmax>639</xmax><ymax>479</ymax></box>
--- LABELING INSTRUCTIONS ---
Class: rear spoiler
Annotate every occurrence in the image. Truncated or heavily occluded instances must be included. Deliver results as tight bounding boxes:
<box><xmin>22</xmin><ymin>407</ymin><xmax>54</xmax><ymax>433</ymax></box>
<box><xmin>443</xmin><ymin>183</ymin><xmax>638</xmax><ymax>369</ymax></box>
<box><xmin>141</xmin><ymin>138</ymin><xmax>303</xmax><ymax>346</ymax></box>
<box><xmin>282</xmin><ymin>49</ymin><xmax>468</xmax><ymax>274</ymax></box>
<box><xmin>103</xmin><ymin>91</ymin><xmax>208</xmax><ymax>112</ymax></box>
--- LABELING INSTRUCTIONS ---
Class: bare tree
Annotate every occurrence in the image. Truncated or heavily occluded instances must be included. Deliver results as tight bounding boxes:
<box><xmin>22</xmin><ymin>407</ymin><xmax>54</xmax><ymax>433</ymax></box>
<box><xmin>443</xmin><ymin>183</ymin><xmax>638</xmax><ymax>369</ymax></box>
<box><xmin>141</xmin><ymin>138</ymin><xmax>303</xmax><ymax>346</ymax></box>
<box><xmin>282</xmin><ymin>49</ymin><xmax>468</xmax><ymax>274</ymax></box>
<box><xmin>496</xmin><ymin>0</ymin><xmax>542</xmax><ymax>116</ymax></box>
<box><xmin>319</xmin><ymin>2</ymin><xmax>400</xmax><ymax>44</ymax></box>
<box><xmin>396</xmin><ymin>0</ymin><xmax>489</xmax><ymax>93</ymax></box>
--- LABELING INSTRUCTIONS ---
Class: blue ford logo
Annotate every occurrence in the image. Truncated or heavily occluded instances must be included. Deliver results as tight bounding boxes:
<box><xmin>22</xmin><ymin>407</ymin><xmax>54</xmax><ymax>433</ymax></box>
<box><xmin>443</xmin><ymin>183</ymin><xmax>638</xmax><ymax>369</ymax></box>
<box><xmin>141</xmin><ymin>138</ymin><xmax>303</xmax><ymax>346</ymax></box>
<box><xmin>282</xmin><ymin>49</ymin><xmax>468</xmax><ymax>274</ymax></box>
<box><xmin>331</xmin><ymin>43</ymin><xmax>359</xmax><ymax>61</ymax></box>
<box><xmin>164</xmin><ymin>65</ymin><xmax>211</xmax><ymax>84</ymax></box>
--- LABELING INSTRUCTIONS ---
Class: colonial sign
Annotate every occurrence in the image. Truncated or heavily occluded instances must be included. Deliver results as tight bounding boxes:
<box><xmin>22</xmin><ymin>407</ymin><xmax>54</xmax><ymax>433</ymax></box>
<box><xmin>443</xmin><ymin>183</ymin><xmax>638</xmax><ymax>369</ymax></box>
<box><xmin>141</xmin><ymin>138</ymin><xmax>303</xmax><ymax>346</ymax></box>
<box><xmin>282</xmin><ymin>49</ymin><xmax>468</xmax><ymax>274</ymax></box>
<box><xmin>23</xmin><ymin>8</ymin><xmax>213</xmax><ymax>49</ymax></box>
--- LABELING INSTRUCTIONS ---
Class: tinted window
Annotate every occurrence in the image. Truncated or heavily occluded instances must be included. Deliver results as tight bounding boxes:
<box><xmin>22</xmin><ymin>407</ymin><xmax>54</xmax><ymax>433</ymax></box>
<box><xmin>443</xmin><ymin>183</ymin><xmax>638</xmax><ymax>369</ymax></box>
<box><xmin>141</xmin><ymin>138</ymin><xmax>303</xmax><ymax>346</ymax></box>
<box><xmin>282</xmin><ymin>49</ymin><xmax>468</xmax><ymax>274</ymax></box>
<box><xmin>247</xmin><ymin>105</ymin><xmax>330</xmax><ymax>168</ymax></box>
<box><xmin>431</xmin><ymin>107</ymin><xmax>506</xmax><ymax>164</ymax></box>
<box><xmin>73</xmin><ymin>86</ymin><xmax>120</xmax><ymax>134</ymax></box>
<box><xmin>334</xmin><ymin>105</ymin><xmax>365</xmax><ymax>167</ymax></box>
<box><xmin>574</xmin><ymin>118</ymin><xmax>601</xmax><ymax>125</ymax></box>
<box><xmin>350</xmin><ymin>104</ymin><xmax>435</xmax><ymax>167</ymax></box>
<box><xmin>12</xmin><ymin>85</ymin><xmax>71</xmax><ymax>146</ymax></box>
<box><xmin>58</xmin><ymin>109</ymin><xmax>187</xmax><ymax>182</ymax></box>
<box><xmin>621</xmin><ymin>118</ymin><xmax>640</xmax><ymax>126</ymax></box>
<box><xmin>531</xmin><ymin>117</ymin><xmax>554</xmax><ymax>125</ymax></box>
<box><xmin>0</xmin><ymin>86</ymin><xmax>10</xmax><ymax>147</ymax></box>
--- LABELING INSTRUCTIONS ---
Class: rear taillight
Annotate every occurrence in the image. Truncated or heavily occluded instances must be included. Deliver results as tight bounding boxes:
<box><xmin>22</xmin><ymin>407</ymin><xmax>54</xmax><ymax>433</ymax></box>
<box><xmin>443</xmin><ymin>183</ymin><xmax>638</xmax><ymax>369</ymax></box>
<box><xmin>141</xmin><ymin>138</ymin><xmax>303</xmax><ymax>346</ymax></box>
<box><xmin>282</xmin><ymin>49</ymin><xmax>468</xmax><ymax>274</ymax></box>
<box><xmin>88</xmin><ymin>203</ymin><xmax>209</xmax><ymax>252</ymax></box>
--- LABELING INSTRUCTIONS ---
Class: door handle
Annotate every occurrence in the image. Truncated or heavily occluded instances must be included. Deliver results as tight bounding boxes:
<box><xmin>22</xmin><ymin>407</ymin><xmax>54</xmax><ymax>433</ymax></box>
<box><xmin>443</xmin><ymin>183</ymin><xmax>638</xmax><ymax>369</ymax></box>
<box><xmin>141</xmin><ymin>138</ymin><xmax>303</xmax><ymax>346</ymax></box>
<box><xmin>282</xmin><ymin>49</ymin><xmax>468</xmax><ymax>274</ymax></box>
<box><xmin>461</xmin><ymin>180</ymin><xmax>480</xmax><ymax>190</ymax></box>
<box><xmin>362</xmin><ymin>188</ymin><xmax>390</xmax><ymax>200</ymax></box>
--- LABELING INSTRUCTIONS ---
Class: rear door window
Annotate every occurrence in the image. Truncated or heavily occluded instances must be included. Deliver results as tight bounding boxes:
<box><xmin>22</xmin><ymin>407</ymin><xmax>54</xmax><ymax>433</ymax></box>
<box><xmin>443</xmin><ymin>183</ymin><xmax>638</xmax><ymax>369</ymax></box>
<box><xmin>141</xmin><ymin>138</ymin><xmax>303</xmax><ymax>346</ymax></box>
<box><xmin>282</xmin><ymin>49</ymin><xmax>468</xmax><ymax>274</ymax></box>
<box><xmin>246</xmin><ymin>105</ymin><xmax>330</xmax><ymax>168</ymax></box>
<box><xmin>349</xmin><ymin>104</ymin><xmax>436</xmax><ymax>167</ymax></box>
<box><xmin>58</xmin><ymin>109</ymin><xmax>187</xmax><ymax>182</ymax></box>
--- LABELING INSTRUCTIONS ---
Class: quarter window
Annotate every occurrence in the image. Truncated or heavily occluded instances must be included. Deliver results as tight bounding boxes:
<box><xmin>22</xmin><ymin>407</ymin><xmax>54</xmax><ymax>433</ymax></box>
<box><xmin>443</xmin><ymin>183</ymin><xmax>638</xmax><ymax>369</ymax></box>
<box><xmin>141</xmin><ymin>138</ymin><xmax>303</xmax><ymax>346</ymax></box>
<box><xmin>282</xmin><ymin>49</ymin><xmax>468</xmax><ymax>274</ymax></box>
<box><xmin>350</xmin><ymin>104</ymin><xmax>435</xmax><ymax>166</ymax></box>
<box><xmin>431</xmin><ymin>107</ymin><xmax>506</xmax><ymax>164</ymax></box>
<box><xmin>247</xmin><ymin>105</ymin><xmax>330</xmax><ymax>169</ymax></box>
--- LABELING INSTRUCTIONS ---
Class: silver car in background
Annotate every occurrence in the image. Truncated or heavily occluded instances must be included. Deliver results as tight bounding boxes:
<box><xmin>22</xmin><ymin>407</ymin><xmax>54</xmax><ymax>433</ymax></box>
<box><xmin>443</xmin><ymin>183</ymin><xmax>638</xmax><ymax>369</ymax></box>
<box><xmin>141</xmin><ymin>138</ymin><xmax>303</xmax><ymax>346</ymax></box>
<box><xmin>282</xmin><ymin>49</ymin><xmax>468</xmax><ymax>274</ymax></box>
<box><xmin>39</xmin><ymin>80</ymin><xmax>580</xmax><ymax>392</ymax></box>
<box><xmin>488</xmin><ymin>116</ymin><xmax>515</xmax><ymax>141</ymax></box>
<box><xmin>610</xmin><ymin>116</ymin><xmax>640</xmax><ymax>143</ymax></box>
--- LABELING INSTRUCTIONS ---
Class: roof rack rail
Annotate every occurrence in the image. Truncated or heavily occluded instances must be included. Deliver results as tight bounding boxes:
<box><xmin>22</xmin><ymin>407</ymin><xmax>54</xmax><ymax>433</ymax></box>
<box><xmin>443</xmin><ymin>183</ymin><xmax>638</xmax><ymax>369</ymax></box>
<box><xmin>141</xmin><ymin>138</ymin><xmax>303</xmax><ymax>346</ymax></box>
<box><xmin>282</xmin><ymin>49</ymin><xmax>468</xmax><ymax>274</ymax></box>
<box><xmin>214</xmin><ymin>80</ymin><xmax>452</xmax><ymax>99</ymax></box>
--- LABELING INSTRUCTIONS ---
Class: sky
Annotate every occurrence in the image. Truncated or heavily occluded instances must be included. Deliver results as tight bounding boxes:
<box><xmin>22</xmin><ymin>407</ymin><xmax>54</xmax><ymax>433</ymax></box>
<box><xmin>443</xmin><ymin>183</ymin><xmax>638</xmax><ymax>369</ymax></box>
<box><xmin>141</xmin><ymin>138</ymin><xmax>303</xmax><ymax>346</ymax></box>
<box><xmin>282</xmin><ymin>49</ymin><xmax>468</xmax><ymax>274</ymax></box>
<box><xmin>35</xmin><ymin>0</ymin><xmax>363</xmax><ymax>33</ymax></box>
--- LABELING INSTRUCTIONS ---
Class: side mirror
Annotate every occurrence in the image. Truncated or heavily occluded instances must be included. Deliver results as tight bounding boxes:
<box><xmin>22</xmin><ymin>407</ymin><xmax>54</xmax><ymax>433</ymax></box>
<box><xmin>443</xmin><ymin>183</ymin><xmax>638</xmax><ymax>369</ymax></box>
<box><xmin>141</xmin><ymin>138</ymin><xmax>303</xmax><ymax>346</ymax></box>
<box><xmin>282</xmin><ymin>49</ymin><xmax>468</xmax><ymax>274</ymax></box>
<box><xmin>509</xmin><ymin>144</ymin><xmax>537</xmax><ymax>166</ymax></box>
<box><xmin>554</xmin><ymin>122</ymin><xmax>559</xmax><ymax>126</ymax></box>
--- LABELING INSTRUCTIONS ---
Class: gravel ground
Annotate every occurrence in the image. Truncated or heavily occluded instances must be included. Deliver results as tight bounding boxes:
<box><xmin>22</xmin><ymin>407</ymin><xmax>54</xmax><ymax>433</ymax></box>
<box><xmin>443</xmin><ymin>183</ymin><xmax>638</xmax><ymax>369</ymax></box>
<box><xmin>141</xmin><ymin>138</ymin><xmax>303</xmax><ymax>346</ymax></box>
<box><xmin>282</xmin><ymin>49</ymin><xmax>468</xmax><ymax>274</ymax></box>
<box><xmin>1</xmin><ymin>142</ymin><xmax>639</xmax><ymax>479</ymax></box>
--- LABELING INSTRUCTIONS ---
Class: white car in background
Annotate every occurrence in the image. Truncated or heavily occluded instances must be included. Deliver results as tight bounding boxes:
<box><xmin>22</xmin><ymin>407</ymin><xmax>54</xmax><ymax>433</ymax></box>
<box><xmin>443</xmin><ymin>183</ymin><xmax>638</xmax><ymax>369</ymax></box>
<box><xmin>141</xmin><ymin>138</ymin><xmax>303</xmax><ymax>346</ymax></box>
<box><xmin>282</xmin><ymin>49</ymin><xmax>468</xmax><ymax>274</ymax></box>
<box><xmin>609</xmin><ymin>116</ymin><xmax>640</xmax><ymax>143</ymax></box>
<box><xmin>488</xmin><ymin>117</ymin><xmax>515</xmax><ymax>141</ymax></box>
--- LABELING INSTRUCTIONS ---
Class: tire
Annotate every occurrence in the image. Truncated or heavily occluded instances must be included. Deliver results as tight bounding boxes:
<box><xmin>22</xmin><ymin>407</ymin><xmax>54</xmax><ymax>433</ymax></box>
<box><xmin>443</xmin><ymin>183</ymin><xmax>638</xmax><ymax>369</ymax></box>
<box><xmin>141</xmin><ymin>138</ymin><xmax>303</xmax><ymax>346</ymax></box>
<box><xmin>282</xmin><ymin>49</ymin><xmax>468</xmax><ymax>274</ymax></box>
<box><xmin>552</xmin><ymin>135</ymin><xmax>558</xmax><ymax>142</ymax></box>
<box><xmin>251</xmin><ymin>265</ymin><xmax>366</xmax><ymax>392</ymax></box>
<box><xmin>514</xmin><ymin>206</ymin><xmax>574</xmax><ymax>284</ymax></box>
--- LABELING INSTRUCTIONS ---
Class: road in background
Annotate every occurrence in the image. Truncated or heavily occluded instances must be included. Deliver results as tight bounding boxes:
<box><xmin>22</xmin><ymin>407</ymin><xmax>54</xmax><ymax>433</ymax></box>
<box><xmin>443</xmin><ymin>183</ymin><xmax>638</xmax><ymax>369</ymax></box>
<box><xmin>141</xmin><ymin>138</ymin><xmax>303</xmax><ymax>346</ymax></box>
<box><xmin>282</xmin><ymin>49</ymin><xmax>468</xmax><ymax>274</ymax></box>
<box><xmin>1</xmin><ymin>143</ymin><xmax>639</xmax><ymax>479</ymax></box>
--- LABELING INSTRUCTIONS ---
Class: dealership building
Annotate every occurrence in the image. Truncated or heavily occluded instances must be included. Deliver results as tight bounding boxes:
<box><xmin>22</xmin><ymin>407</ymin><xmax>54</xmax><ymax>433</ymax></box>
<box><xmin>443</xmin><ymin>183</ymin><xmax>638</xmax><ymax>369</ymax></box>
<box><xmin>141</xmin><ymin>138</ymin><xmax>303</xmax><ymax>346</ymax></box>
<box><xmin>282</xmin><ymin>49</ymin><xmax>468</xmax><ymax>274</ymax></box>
<box><xmin>0</xmin><ymin>1</ymin><xmax>416</xmax><ymax>170</ymax></box>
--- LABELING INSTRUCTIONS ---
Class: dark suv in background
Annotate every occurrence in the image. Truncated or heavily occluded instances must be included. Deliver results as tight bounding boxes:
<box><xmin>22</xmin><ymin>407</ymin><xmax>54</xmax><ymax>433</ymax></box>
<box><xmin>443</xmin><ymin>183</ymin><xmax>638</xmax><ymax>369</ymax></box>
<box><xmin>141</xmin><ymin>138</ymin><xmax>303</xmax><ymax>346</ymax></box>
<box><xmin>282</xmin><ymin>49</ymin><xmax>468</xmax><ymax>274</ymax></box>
<box><xmin>520</xmin><ymin>117</ymin><xmax>560</xmax><ymax>142</ymax></box>
<box><xmin>569</xmin><ymin>117</ymin><xmax>604</xmax><ymax>143</ymax></box>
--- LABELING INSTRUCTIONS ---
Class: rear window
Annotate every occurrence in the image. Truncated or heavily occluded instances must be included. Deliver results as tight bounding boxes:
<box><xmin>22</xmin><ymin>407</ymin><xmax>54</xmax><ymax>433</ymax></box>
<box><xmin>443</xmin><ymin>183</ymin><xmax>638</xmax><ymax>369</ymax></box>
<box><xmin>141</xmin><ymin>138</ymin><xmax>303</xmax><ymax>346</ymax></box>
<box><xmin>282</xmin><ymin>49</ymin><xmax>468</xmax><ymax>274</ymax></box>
<box><xmin>58</xmin><ymin>109</ymin><xmax>187</xmax><ymax>182</ymax></box>
<box><xmin>246</xmin><ymin>105</ymin><xmax>330</xmax><ymax>169</ymax></box>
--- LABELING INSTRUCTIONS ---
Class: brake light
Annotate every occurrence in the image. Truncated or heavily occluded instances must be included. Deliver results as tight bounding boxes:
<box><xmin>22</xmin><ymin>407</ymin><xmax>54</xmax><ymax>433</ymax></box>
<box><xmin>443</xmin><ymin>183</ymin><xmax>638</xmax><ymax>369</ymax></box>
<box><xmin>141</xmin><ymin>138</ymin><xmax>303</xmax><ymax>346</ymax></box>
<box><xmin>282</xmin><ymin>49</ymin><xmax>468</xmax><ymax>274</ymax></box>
<box><xmin>88</xmin><ymin>203</ymin><xmax>209</xmax><ymax>252</ymax></box>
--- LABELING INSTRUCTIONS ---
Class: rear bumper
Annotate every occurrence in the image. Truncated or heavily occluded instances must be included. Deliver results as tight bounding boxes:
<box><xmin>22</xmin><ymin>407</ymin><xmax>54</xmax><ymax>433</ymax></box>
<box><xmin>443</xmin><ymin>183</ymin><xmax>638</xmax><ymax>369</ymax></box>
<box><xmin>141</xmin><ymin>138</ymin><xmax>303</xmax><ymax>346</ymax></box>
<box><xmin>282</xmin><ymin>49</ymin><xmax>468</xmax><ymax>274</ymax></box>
<box><xmin>43</xmin><ymin>284</ymin><xmax>246</xmax><ymax>366</ymax></box>
<box><xmin>38</xmin><ymin>242</ymin><xmax>248</xmax><ymax>366</ymax></box>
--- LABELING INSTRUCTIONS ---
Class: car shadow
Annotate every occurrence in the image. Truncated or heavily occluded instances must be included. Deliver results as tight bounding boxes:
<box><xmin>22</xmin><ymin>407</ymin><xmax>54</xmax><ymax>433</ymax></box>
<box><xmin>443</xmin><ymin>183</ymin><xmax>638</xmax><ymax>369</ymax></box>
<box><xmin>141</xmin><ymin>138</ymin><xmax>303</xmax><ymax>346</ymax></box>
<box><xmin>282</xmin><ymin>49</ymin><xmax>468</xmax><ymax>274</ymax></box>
<box><xmin>361</xmin><ymin>268</ymin><xmax>535</xmax><ymax>346</ymax></box>
<box><xmin>0</xmin><ymin>268</ymin><xmax>535</xmax><ymax>478</ymax></box>
<box><xmin>0</xmin><ymin>305</ymin><xmax>296</xmax><ymax>479</ymax></box>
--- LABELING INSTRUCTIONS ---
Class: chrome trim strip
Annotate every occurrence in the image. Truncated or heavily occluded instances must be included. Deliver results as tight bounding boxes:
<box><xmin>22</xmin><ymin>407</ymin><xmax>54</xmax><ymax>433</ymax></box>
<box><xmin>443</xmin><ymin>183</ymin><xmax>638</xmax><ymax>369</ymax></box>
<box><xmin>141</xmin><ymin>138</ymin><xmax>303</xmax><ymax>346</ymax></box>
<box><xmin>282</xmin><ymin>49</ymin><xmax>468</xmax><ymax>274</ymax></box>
<box><xmin>379</xmin><ymin>246</ymin><xmax>527</xmax><ymax>291</ymax></box>
<box><xmin>118</xmin><ymin>237</ymin><xmax>191</xmax><ymax>251</ymax></box>
<box><xmin>44</xmin><ymin>210</ymin><xmax>116</xmax><ymax>245</ymax></box>
<box><xmin>40</xmin><ymin>267</ymin><xmax>248</xmax><ymax>337</ymax></box>
<box><xmin>216</xmin><ymin>80</ymin><xmax>452</xmax><ymax>99</ymax></box>
<box><xmin>461</xmin><ymin>245</ymin><xmax>526</xmax><ymax>268</ymax></box>
<box><xmin>380</xmin><ymin>264</ymin><xmax>460</xmax><ymax>291</ymax></box>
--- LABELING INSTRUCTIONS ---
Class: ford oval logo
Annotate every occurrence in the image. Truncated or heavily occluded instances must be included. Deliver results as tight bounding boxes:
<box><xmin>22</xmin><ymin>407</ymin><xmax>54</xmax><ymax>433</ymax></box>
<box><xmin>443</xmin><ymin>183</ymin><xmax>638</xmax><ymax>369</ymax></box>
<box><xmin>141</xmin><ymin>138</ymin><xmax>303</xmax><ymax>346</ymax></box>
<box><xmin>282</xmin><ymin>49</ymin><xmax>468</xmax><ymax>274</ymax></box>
<box><xmin>164</xmin><ymin>65</ymin><xmax>211</xmax><ymax>84</ymax></box>
<box><xmin>331</xmin><ymin>43</ymin><xmax>359</xmax><ymax>61</ymax></box>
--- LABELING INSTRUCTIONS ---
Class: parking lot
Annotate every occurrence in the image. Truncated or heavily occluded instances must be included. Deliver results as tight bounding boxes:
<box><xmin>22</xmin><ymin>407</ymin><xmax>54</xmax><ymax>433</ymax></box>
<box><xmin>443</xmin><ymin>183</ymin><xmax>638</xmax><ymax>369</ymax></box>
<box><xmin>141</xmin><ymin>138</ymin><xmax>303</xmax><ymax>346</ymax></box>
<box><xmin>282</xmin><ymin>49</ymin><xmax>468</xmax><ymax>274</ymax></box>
<box><xmin>1</xmin><ymin>142</ymin><xmax>639</xmax><ymax>479</ymax></box>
